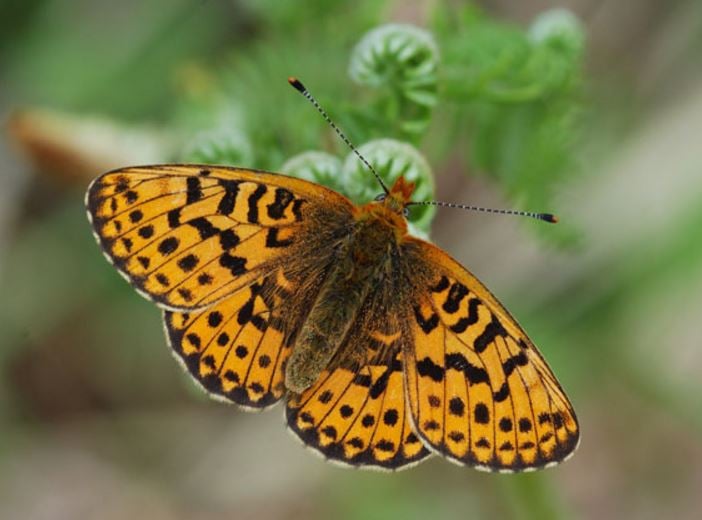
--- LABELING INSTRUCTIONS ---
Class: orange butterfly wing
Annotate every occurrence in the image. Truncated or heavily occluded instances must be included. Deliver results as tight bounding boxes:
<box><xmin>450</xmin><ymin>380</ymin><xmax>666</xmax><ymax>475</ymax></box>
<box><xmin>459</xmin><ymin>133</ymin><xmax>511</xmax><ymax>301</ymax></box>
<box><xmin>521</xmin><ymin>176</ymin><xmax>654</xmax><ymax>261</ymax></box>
<box><xmin>88</xmin><ymin>165</ymin><xmax>355</xmax><ymax>409</ymax></box>
<box><xmin>286</xmin><ymin>286</ymin><xmax>431</xmax><ymax>470</ymax></box>
<box><xmin>86</xmin><ymin>164</ymin><xmax>353</xmax><ymax>310</ymax></box>
<box><xmin>165</xmin><ymin>267</ymin><xmax>293</xmax><ymax>408</ymax></box>
<box><xmin>287</xmin><ymin>354</ymin><xmax>430</xmax><ymax>470</ymax></box>
<box><xmin>402</xmin><ymin>238</ymin><xmax>579</xmax><ymax>472</ymax></box>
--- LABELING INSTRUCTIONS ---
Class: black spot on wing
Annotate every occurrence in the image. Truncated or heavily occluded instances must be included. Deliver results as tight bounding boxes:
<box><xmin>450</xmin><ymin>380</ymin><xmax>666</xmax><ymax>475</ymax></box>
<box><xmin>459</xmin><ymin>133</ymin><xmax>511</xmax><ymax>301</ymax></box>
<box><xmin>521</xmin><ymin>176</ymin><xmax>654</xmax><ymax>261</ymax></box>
<box><xmin>493</xmin><ymin>382</ymin><xmax>510</xmax><ymax>403</ymax></box>
<box><xmin>430</xmin><ymin>275</ymin><xmax>450</xmax><ymax>293</ymax></box>
<box><xmin>414</xmin><ymin>306</ymin><xmax>439</xmax><ymax>334</ymax></box>
<box><xmin>502</xmin><ymin>351</ymin><xmax>528</xmax><ymax>377</ymax></box>
<box><xmin>347</xmin><ymin>437</ymin><xmax>364</xmax><ymax>449</ymax></box>
<box><xmin>448</xmin><ymin>397</ymin><xmax>465</xmax><ymax>417</ymax></box>
<box><xmin>186</xmin><ymin>176</ymin><xmax>203</xmax><ymax>204</ymax></box>
<box><xmin>138</xmin><ymin>225</ymin><xmax>154</xmax><ymax>239</ymax></box>
<box><xmin>375</xmin><ymin>439</ymin><xmax>395</xmax><ymax>452</ymax></box>
<box><xmin>178</xmin><ymin>288</ymin><xmax>193</xmax><ymax>302</ymax></box>
<box><xmin>474</xmin><ymin>403</ymin><xmax>490</xmax><ymax>424</ymax></box>
<box><xmin>167</xmin><ymin>208</ymin><xmax>181</xmax><ymax>228</ymax></box>
<box><xmin>237</xmin><ymin>282</ymin><xmax>261</xmax><ymax>325</ymax></box>
<box><xmin>219</xmin><ymin>253</ymin><xmax>247</xmax><ymax>276</ymax></box>
<box><xmin>249</xmin><ymin>381</ymin><xmax>265</xmax><ymax>394</ymax></box>
<box><xmin>158</xmin><ymin>237</ymin><xmax>179</xmax><ymax>256</ymax></box>
<box><xmin>267</xmin><ymin>188</ymin><xmax>294</xmax><ymax>219</ymax></box>
<box><xmin>125</xmin><ymin>190</ymin><xmax>138</xmax><ymax>204</ymax></box>
<box><xmin>265</xmin><ymin>228</ymin><xmax>293</xmax><ymax>248</ymax></box>
<box><xmin>129</xmin><ymin>210</ymin><xmax>143</xmax><ymax>223</ymax></box>
<box><xmin>207</xmin><ymin>311</ymin><xmax>223</xmax><ymax>327</ymax></box>
<box><xmin>318</xmin><ymin>390</ymin><xmax>333</xmax><ymax>404</ymax></box>
<box><xmin>427</xmin><ymin>395</ymin><xmax>441</xmax><ymax>408</ymax></box>
<box><xmin>291</xmin><ymin>199</ymin><xmax>305</xmax><ymax>221</ymax></box>
<box><xmin>518</xmin><ymin>418</ymin><xmax>532</xmax><ymax>432</ymax></box>
<box><xmin>476</xmin><ymin>437</ymin><xmax>490</xmax><ymax>448</ymax></box>
<box><xmin>185</xmin><ymin>333</ymin><xmax>201</xmax><ymax>349</ymax></box>
<box><xmin>499</xmin><ymin>417</ymin><xmax>513</xmax><ymax>432</ymax></box>
<box><xmin>383</xmin><ymin>409</ymin><xmax>399</xmax><ymax>426</ymax></box>
<box><xmin>553</xmin><ymin>412</ymin><xmax>564</xmax><ymax>429</ymax></box>
<box><xmin>321</xmin><ymin>425</ymin><xmax>338</xmax><ymax>440</ymax></box>
<box><xmin>366</xmin><ymin>358</ymin><xmax>402</xmax><ymax>400</ymax></box>
<box><xmin>369</xmin><ymin>370</ymin><xmax>390</xmax><ymax>399</ymax></box>
<box><xmin>442</xmin><ymin>282</ymin><xmax>468</xmax><ymax>313</ymax></box>
<box><xmin>189</xmin><ymin>217</ymin><xmax>220</xmax><ymax>240</ymax></box>
<box><xmin>114</xmin><ymin>176</ymin><xmax>128</xmax><ymax>193</ymax></box>
<box><xmin>445</xmin><ymin>353</ymin><xmax>489</xmax><ymax>385</ymax></box>
<box><xmin>416</xmin><ymin>357</ymin><xmax>444</xmax><ymax>382</ymax></box>
<box><xmin>448</xmin><ymin>431</ymin><xmax>465</xmax><ymax>442</ymax></box>
<box><xmin>353</xmin><ymin>374</ymin><xmax>372</xmax><ymax>387</ymax></box>
<box><xmin>177</xmin><ymin>254</ymin><xmax>199</xmax><ymax>273</ymax></box>
<box><xmin>219</xmin><ymin>229</ymin><xmax>240</xmax><ymax>249</ymax></box>
<box><xmin>423</xmin><ymin>420</ymin><xmax>440</xmax><ymax>431</ymax></box>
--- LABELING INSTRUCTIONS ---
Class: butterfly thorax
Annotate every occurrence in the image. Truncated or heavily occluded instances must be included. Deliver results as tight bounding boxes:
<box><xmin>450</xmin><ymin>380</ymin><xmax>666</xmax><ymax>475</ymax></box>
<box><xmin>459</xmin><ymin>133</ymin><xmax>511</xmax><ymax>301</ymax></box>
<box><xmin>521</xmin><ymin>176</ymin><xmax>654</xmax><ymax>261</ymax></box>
<box><xmin>284</xmin><ymin>200</ymin><xmax>406</xmax><ymax>394</ymax></box>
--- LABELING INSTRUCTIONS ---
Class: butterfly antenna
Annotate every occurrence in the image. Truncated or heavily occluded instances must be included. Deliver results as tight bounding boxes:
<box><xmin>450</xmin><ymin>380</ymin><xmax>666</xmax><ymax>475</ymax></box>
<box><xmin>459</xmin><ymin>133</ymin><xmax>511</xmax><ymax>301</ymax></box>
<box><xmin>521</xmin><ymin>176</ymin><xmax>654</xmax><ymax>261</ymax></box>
<box><xmin>406</xmin><ymin>200</ymin><xmax>559</xmax><ymax>224</ymax></box>
<box><xmin>288</xmin><ymin>77</ymin><xmax>389</xmax><ymax>194</ymax></box>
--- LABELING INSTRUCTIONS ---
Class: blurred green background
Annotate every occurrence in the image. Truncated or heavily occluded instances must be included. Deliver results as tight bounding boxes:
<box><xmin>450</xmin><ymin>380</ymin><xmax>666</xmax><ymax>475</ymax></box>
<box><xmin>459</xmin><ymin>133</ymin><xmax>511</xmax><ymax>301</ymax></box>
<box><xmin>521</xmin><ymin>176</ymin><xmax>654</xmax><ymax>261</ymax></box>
<box><xmin>2</xmin><ymin>1</ymin><xmax>702</xmax><ymax>519</ymax></box>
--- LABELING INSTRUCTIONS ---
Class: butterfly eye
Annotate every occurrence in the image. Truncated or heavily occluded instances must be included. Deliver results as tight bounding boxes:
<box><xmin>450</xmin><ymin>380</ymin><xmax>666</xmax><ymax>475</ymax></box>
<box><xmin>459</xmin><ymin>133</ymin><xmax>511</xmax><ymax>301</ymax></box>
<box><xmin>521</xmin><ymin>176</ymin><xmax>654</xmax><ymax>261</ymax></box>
<box><xmin>374</xmin><ymin>194</ymin><xmax>386</xmax><ymax>202</ymax></box>
<box><xmin>403</xmin><ymin>207</ymin><xmax>410</xmax><ymax>218</ymax></box>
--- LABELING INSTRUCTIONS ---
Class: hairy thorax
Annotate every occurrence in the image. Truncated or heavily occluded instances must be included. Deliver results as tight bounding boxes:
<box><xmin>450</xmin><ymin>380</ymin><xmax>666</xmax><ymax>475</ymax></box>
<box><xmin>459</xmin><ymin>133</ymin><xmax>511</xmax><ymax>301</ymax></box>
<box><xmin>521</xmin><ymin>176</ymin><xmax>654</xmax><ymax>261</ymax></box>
<box><xmin>284</xmin><ymin>203</ymin><xmax>406</xmax><ymax>393</ymax></box>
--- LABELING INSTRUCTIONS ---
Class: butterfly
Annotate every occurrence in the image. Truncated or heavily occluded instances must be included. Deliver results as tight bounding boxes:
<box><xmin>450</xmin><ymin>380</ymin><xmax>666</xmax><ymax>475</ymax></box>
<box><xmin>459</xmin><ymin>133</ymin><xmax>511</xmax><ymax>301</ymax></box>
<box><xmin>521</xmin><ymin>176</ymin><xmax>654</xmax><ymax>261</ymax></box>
<box><xmin>86</xmin><ymin>156</ymin><xmax>579</xmax><ymax>472</ymax></box>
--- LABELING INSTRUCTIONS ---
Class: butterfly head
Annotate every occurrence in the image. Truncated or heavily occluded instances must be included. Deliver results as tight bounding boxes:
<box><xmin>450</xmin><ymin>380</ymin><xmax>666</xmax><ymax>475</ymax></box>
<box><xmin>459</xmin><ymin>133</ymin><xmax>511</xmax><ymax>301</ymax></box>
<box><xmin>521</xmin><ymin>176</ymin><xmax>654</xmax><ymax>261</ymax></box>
<box><xmin>376</xmin><ymin>176</ymin><xmax>415</xmax><ymax>215</ymax></box>
<box><xmin>356</xmin><ymin>176</ymin><xmax>415</xmax><ymax>237</ymax></box>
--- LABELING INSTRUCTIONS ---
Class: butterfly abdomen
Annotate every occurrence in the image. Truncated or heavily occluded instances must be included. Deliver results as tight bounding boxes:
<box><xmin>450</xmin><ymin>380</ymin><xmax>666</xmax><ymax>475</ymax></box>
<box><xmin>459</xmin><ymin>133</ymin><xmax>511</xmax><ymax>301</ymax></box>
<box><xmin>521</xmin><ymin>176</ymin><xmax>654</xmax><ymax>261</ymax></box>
<box><xmin>285</xmin><ymin>215</ymin><xmax>399</xmax><ymax>393</ymax></box>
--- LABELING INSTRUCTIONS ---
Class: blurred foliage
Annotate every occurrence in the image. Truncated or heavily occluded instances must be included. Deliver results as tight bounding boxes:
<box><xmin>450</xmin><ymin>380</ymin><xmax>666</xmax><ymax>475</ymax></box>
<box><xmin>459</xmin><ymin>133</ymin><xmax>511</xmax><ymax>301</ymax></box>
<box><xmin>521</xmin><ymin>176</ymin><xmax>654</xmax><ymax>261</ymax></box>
<box><xmin>169</xmin><ymin>2</ymin><xmax>584</xmax><ymax>238</ymax></box>
<box><xmin>11</xmin><ymin>0</ymin><xmax>702</xmax><ymax>519</ymax></box>
<box><xmin>431</xmin><ymin>6</ymin><xmax>584</xmax><ymax>243</ymax></box>
<box><xmin>0</xmin><ymin>2</ymin><xmax>588</xmax><ymax>516</ymax></box>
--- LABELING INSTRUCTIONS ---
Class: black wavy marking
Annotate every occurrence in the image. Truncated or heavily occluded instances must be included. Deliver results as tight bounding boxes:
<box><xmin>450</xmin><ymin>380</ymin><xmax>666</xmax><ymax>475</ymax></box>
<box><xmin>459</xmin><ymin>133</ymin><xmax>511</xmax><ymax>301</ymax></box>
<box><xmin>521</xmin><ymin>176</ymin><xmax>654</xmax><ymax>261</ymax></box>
<box><xmin>474</xmin><ymin>316</ymin><xmax>507</xmax><ymax>353</ymax></box>
<box><xmin>217</xmin><ymin>180</ymin><xmax>240</xmax><ymax>215</ymax></box>
<box><xmin>414</xmin><ymin>306</ymin><xmax>439</xmax><ymax>334</ymax></box>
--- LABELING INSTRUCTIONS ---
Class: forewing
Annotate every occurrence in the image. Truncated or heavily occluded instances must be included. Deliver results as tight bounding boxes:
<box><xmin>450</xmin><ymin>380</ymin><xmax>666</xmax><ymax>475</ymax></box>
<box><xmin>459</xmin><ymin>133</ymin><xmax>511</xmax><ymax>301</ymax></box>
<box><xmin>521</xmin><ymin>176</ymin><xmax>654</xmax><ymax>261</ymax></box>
<box><xmin>403</xmin><ymin>238</ymin><xmax>579</xmax><ymax>472</ymax></box>
<box><xmin>86</xmin><ymin>164</ymin><xmax>353</xmax><ymax>310</ymax></box>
